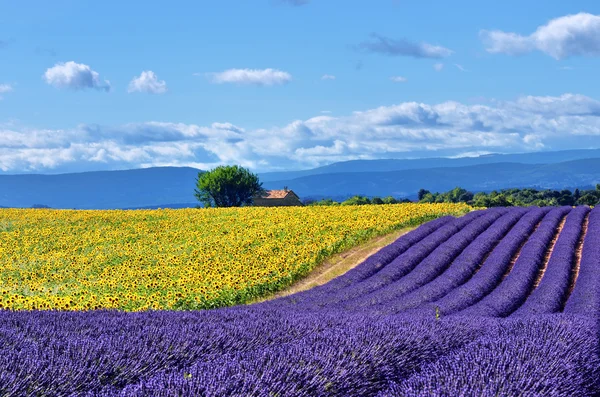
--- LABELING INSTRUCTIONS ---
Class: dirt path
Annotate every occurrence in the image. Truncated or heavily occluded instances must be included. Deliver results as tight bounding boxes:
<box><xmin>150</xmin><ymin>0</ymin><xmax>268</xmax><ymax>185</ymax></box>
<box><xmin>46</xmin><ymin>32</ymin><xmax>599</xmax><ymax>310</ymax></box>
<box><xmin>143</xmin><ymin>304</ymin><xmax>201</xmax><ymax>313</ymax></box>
<box><xmin>532</xmin><ymin>215</ymin><xmax>567</xmax><ymax>289</ymax></box>
<box><xmin>254</xmin><ymin>227</ymin><xmax>415</xmax><ymax>303</ymax></box>
<box><xmin>566</xmin><ymin>212</ymin><xmax>590</xmax><ymax>299</ymax></box>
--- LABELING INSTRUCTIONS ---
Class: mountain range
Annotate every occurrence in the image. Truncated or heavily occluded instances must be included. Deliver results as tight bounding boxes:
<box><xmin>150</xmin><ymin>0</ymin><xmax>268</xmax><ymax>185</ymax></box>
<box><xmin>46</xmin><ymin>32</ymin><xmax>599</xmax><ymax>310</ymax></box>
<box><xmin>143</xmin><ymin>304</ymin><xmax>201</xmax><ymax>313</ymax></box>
<box><xmin>0</xmin><ymin>149</ymin><xmax>599</xmax><ymax>209</ymax></box>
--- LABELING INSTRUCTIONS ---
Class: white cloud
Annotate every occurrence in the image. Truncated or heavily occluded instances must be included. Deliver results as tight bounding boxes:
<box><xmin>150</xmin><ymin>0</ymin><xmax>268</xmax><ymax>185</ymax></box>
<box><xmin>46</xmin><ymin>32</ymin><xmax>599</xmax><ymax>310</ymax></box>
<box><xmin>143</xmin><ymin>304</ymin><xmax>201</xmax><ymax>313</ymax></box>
<box><xmin>390</xmin><ymin>76</ymin><xmax>407</xmax><ymax>83</ymax></box>
<box><xmin>43</xmin><ymin>61</ymin><xmax>110</xmax><ymax>91</ymax></box>
<box><xmin>481</xmin><ymin>13</ymin><xmax>600</xmax><ymax>59</ymax></box>
<box><xmin>0</xmin><ymin>83</ymin><xmax>12</xmax><ymax>99</ymax></box>
<box><xmin>359</xmin><ymin>34</ymin><xmax>453</xmax><ymax>59</ymax></box>
<box><xmin>449</xmin><ymin>151</ymin><xmax>494</xmax><ymax>159</ymax></box>
<box><xmin>433</xmin><ymin>63</ymin><xmax>444</xmax><ymax>71</ymax></box>
<box><xmin>209</xmin><ymin>68</ymin><xmax>292</xmax><ymax>86</ymax></box>
<box><xmin>321</xmin><ymin>74</ymin><xmax>336</xmax><ymax>80</ymax></box>
<box><xmin>454</xmin><ymin>63</ymin><xmax>468</xmax><ymax>72</ymax></box>
<box><xmin>320</xmin><ymin>110</ymin><xmax>332</xmax><ymax>114</ymax></box>
<box><xmin>127</xmin><ymin>71</ymin><xmax>167</xmax><ymax>94</ymax></box>
<box><xmin>3</xmin><ymin>93</ymin><xmax>600</xmax><ymax>173</ymax></box>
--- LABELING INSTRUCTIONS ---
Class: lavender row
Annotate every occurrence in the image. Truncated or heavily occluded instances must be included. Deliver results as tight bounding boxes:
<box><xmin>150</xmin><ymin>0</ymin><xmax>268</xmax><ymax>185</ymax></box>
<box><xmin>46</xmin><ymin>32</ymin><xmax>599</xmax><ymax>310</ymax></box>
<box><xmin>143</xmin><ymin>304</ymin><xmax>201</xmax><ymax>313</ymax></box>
<box><xmin>292</xmin><ymin>209</ymin><xmax>491</xmax><ymax>309</ymax></box>
<box><xmin>564</xmin><ymin>206</ymin><xmax>600</xmax><ymax>315</ymax></box>
<box><xmin>411</xmin><ymin>206</ymin><xmax>550</xmax><ymax>317</ymax></box>
<box><xmin>0</xmin><ymin>309</ymin><xmax>597</xmax><ymax>396</ymax></box>
<box><xmin>378</xmin><ymin>207</ymin><xmax>527</xmax><ymax>315</ymax></box>
<box><xmin>0</xmin><ymin>309</ymin><xmax>488</xmax><ymax>396</ymax></box>
<box><xmin>379</xmin><ymin>315</ymin><xmax>600</xmax><ymax>397</ymax></box>
<box><xmin>457</xmin><ymin>206</ymin><xmax>571</xmax><ymax>317</ymax></box>
<box><xmin>512</xmin><ymin>206</ymin><xmax>590</xmax><ymax>316</ymax></box>
<box><xmin>1</xmin><ymin>308</ymin><xmax>598</xmax><ymax>396</ymax></box>
<box><xmin>341</xmin><ymin>208</ymin><xmax>509</xmax><ymax>311</ymax></box>
<box><xmin>268</xmin><ymin>215</ymin><xmax>455</xmax><ymax>307</ymax></box>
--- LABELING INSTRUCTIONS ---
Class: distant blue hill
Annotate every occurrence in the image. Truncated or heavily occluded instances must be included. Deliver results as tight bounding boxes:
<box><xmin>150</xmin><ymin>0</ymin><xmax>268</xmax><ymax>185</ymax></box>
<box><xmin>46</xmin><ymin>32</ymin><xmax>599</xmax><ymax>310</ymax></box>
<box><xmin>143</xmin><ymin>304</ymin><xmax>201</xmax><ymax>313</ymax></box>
<box><xmin>259</xmin><ymin>148</ymin><xmax>600</xmax><ymax>182</ymax></box>
<box><xmin>0</xmin><ymin>149</ymin><xmax>599</xmax><ymax>209</ymax></box>
<box><xmin>0</xmin><ymin>167</ymin><xmax>201</xmax><ymax>209</ymax></box>
<box><xmin>263</xmin><ymin>159</ymin><xmax>600</xmax><ymax>199</ymax></box>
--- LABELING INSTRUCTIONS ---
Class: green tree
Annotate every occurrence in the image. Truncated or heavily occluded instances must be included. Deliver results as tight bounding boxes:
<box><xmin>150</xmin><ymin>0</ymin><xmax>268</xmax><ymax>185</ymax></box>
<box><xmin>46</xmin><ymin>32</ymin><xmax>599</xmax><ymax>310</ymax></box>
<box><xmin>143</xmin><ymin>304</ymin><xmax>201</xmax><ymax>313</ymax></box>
<box><xmin>194</xmin><ymin>165</ymin><xmax>265</xmax><ymax>208</ymax></box>
<box><xmin>417</xmin><ymin>188</ymin><xmax>430</xmax><ymax>201</ymax></box>
<box><xmin>472</xmin><ymin>192</ymin><xmax>490</xmax><ymax>208</ymax></box>
<box><xmin>578</xmin><ymin>193</ymin><xmax>599</xmax><ymax>206</ymax></box>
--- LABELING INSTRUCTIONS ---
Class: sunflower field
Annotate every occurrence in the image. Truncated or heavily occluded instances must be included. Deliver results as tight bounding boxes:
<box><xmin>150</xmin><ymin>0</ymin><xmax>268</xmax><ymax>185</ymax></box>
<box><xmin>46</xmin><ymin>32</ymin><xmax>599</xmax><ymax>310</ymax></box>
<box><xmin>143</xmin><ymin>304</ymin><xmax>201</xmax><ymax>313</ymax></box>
<box><xmin>0</xmin><ymin>203</ymin><xmax>470</xmax><ymax>311</ymax></box>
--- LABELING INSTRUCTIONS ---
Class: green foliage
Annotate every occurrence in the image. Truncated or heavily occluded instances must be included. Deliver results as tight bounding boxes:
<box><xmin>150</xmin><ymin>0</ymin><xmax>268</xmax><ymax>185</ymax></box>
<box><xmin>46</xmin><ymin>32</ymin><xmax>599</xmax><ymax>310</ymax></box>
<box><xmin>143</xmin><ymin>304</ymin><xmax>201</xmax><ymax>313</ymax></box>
<box><xmin>417</xmin><ymin>188</ymin><xmax>430</xmax><ymax>201</ymax></box>
<box><xmin>341</xmin><ymin>196</ymin><xmax>371</xmax><ymax>206</ymax></box>
<box><xmin>194</xmin><ymin>165</ymin><xmax>265</xmax><ymax>208</ymax></box>
<box><xmin>419</xmin><ymin>187</ymin><xmax>474</xmax><ymax>204</ymax></box>
<box><xmin>421</xmin><ymin>186</ymin><xmax>599</xmax><ymax>207</ymax></box>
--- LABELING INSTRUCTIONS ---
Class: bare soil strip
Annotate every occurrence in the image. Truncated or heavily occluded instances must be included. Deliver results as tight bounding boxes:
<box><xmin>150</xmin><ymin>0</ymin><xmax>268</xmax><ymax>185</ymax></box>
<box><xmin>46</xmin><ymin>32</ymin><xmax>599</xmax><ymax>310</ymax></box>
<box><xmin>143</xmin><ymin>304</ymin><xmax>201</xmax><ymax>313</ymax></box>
<box><xmin>531</xmin><ymin>215</ymin><xmax>567</xmax><ymax>289</ymax></box>
<box><xmin>256</xmin><ymin>227</ymin><xmax>415</xmax><ymax>302</ymax></box>
<box><xmin>470</xmin><ymin>215</ymin><xmax>525</xmax><ymax>279</ymax></box>
<box><xmin>565</xmin><ymin>212</ymin><xmax>590</xmax><ymax>303</ymax></box>
<box><xmin>500</xmin><ymin>220</ymin><xmax>543</xmax><ymax>282</ymax></box>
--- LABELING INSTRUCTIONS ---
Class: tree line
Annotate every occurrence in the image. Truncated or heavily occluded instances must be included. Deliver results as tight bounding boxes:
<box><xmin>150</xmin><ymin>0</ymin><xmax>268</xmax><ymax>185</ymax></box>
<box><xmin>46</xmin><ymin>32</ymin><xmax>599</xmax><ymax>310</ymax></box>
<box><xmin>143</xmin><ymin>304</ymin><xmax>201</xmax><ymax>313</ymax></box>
<box><xmin>306</xmin><ymin>186</ymin><xmax>600</xmax><ymax>207</ymax></box>
<box><xmin>417</xmin><ymin>186</ymin><xmax>600</xmax><ymax>207</ymax></box>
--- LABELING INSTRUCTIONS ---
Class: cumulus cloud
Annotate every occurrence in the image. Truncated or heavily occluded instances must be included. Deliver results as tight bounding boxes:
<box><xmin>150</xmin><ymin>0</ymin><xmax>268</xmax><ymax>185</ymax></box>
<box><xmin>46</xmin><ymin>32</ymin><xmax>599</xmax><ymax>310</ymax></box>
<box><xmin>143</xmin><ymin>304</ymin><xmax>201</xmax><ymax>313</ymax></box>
<box><xmin>358</xmin><ymin>33</ymin><xmax>453</xmax><ymax>59</ymax></box>
<box><xmin>390</xmin><ymin>76</ymin><xmax>407</xmax><ymax>83</ymax></box>
<box><xmin>43</xmin><ymin>61</ymin><xmax>110</xmax><ymax>91</ymax></box>
<box><xmin>209</xmin><ymin>68</ymin><xmax>292</xmax><ymax>86</ymax></box>
<box><xmin>128</xmin><ymin>71</ymin><xmax>167</xmax><ymax>94</ymax></box>
<box><xmin>434</xmin><ymin>63</ymin><xmax>444</xmax><ymax>71</ymax></box>
<box><xmin>321</xmin><ymin>74</ymin><xmax>336</xmax><ymax>80</ymax></box>
<box><xmin>481</xmin><ymin>13</ymin><xmax>600</xmax><ymax>59</ymax></box>
<box><xmin>3</xmin><ymin>93</ymin><xmax>600</xmax><ymax>173</ymax></box>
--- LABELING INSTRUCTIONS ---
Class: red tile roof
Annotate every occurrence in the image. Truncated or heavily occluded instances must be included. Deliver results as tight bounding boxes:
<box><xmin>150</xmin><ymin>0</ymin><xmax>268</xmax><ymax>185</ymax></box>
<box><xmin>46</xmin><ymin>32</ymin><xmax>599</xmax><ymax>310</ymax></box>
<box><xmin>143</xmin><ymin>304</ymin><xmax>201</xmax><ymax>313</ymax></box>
<box><xmin>263</xmin><ymin>190</ymin><xmax>290</xmax><ymax>199</ymax></box>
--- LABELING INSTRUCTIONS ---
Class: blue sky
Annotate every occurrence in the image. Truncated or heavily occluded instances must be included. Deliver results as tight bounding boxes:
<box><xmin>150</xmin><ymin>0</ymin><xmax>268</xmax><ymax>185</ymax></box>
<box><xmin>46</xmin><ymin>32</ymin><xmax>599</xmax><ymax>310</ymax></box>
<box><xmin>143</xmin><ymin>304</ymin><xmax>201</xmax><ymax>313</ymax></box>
<box><xmin>1</xmin><ymin>0</ymin><xmax>600</xmax><ymax>173</ymax></box>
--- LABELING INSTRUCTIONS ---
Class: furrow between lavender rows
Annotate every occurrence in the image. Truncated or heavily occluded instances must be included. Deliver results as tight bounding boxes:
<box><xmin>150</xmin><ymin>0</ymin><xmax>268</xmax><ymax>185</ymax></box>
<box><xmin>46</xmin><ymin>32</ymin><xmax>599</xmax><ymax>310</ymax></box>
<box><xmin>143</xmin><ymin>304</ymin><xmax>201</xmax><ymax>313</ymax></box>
<box><xmin>511</xmin><ymin>206</ymin><xmax>590</xmax><ymax>316</ymax></box>
<box><xmin>377</xmin><ymin>207</ymin><xmax>528</xmax><ymax>315</ymax></box>
<box><xmin>455</xmin><ymin>206</ymin><xmax>572</xmax><ymax>317</ymax></box>
<box><xmin>408</xmin><ymin>206</ymin><xmax>551</xmax><ymax>317</ymax></box>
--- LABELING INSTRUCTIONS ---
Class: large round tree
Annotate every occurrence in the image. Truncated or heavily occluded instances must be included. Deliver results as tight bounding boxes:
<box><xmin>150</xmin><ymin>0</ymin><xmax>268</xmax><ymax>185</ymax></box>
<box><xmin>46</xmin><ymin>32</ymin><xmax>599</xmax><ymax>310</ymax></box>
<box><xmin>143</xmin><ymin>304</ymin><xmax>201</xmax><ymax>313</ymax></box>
<box><xmin>195</xmin><ymin>165</ymin><xmax>265</xmax><ymax>207</ymax></box>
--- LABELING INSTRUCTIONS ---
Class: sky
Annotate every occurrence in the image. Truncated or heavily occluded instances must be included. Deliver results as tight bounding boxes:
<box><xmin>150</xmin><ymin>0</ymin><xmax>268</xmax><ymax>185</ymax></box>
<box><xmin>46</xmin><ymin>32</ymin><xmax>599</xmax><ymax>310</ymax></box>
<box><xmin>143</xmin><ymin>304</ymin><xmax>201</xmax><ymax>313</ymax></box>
<box><xmin>1</xmin><ymin>0</ymin><xmax>600</xmax><ymax>174</ymax></box>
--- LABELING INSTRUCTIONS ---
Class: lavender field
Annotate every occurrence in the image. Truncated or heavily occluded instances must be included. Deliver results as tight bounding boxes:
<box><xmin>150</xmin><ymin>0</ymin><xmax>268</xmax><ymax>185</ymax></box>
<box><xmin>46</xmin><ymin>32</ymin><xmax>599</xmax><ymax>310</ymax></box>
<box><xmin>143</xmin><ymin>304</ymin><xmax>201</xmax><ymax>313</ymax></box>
<box><xmin>2</xmin><ymin>206</ymin><xmax>600</xmax><ymax>396</ymax></box>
